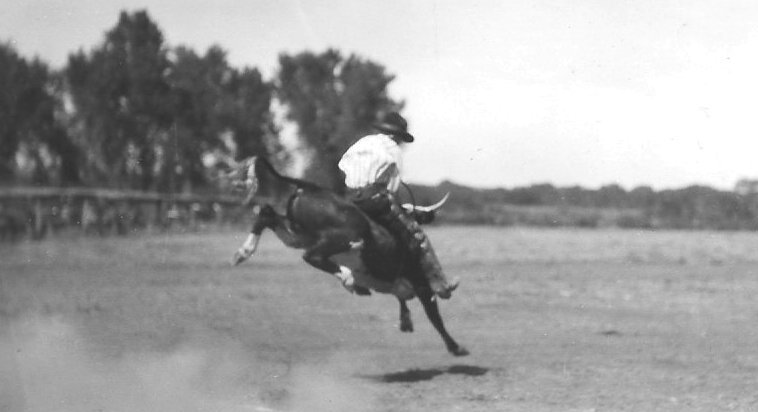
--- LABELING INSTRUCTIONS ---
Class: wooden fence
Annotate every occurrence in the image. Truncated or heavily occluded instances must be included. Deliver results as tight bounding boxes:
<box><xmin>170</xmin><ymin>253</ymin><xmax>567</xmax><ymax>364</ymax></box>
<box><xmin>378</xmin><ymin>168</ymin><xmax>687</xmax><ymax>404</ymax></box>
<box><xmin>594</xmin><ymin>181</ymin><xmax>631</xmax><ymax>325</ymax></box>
<box><xmin>0</xmin><ymin>186</ymin><xmax>247</xmax><ymax>241</ymax></box>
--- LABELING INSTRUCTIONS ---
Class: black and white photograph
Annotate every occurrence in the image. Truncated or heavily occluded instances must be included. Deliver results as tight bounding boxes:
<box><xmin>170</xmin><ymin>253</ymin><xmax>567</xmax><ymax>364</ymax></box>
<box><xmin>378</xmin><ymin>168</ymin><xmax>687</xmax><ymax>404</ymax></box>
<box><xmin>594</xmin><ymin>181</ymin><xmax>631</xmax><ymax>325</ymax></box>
<box><xmin>2</xmin><ymin>1</ymin><xmax>758</xmax><ymax>411</ymax></box>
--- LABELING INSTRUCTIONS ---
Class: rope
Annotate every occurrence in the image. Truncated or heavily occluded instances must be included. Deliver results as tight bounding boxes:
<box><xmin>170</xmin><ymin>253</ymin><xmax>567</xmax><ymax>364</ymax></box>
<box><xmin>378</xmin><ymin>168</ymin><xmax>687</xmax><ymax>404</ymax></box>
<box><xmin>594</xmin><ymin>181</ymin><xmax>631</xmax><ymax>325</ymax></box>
<box><xmin>400</xmin><ymin>180</ymin><xmax>416</xmax><ymax>210</ymax></box>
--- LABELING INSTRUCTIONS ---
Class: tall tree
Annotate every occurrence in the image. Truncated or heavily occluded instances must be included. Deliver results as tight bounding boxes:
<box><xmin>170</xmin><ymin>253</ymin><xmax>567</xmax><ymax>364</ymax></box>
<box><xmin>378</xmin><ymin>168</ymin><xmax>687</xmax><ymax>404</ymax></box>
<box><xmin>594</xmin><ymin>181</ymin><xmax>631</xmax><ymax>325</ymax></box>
<box><xmin>65</xmin><ymin>10</ymin><xmax>171</xmax><ymax>189</ymax></box>
<box><xmin>276</xmin><ymin>49</ymin><xmax>402</xmax><ymax>191</ymax></box>
<box><xmin>0</xmin><ymin>43</ymin><xmax>25</xmax><ymax>180</ymax></box>
<box><xmin>168</xmin><ymin>45</ymin><xmax>275</xmax><ymax>192</ymax></box>
<box><xmin>0</xmin><ymin>44</ymin><xmax>35</xmax><ymax>181</ymax></box>
<box><xmin>15</xmin><ymin>61</ymin><xmax>81</xmax><ymax>185</ymax></box>
<box><xmin>167</xmin><ymin>45</ymin><xmax>228</xmax><ymax>192</ymax></box>
<box><xmin>0</xmin><ymin>43</ymin><xmax>77</xmax><ymax>184</ymax></box>
<box><xmin>226</xmin><ymin>66</ymin><xmax>276</xmax><ymax>162</ymax></box>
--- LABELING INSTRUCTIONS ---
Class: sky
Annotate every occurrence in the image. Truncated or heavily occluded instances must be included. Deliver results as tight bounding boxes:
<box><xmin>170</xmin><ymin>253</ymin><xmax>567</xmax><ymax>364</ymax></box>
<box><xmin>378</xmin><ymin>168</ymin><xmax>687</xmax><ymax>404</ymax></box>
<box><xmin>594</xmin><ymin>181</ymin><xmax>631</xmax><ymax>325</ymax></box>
<box><xmin>2</xmin><ymin>0</ymin><xmax>758</xmax><ymax>190</ymax></box>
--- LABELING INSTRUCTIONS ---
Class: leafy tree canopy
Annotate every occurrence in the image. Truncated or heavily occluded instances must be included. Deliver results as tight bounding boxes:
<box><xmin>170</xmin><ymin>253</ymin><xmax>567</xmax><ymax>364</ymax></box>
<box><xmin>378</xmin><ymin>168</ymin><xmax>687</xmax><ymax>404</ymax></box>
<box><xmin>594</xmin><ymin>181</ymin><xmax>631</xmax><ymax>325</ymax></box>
<box><xmin>276</xmin><ymin>49</ymin><xmax>403</xmax><ymax>190</ymax></box>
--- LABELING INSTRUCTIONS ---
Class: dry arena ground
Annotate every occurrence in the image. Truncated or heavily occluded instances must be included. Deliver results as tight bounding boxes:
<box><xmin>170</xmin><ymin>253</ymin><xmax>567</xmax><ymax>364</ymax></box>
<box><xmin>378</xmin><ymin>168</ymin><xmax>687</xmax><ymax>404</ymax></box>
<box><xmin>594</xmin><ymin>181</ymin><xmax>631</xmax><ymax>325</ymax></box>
<box><xmin>2</xmin><ymin>226</ymin><xmax>758</xmax><ymax>411</ymax></box>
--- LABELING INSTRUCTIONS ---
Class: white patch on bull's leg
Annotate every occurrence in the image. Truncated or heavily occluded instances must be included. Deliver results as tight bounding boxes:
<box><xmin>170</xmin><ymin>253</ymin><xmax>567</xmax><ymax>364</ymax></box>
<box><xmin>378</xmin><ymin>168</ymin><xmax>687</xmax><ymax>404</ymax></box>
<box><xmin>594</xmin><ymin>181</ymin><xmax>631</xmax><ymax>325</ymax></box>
<box><xmin>335</xmin><ymin>265</ymin><xmax>355</xmax><ymax>293</ymax></box>
<box><xmin>349</xmin><ymin>239</ymin><xmax>364</xmax><ymax>250</ymax></box>
<box><xmin>232</xmin><ymin>233</ymin><xmax>260</xmax><ymax>266</ymax></box>
<box><xmin>242</xmin><ymin>233</ymin><xmax>260</xmax><ymax>253</ymax></box>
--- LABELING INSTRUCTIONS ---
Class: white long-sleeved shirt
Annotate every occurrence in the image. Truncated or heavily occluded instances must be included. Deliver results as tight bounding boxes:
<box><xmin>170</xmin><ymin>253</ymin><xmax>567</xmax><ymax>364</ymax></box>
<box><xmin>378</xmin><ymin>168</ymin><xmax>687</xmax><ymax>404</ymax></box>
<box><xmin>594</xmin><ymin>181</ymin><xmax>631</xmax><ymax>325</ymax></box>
<box><xmin>338</xmin><ymin>134</ymin><xmax>402</xmax><ymax>193</ymax></box>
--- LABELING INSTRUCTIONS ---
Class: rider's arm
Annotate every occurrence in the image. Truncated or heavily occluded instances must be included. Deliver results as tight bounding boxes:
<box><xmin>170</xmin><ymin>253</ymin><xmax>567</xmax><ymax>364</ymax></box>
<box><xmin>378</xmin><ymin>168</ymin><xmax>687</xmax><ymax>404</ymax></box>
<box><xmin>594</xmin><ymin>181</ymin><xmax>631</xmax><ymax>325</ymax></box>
<box><xmin>374</xmin><ymin>138</ymin><xmax>402</xmax><ymax>192</ymax></box>
<box><xmin>375</xmin><ymin>162</ymin><xmax>400</xmax><ymax>193</ymax></box>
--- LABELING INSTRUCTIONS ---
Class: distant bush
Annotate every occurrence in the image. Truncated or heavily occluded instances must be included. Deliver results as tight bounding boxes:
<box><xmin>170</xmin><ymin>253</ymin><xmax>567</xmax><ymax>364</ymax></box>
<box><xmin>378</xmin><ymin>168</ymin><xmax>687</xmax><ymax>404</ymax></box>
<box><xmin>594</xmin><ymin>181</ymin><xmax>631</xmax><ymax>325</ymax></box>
<box><xmin>615</xmin><ymin>213</ymin><xmax>653</xmax><ymax>229</ymax></box>
<box><xmin>411</xmin><ymin>182</ymin><xmax>758</xmax><ymax>231</ymax></box>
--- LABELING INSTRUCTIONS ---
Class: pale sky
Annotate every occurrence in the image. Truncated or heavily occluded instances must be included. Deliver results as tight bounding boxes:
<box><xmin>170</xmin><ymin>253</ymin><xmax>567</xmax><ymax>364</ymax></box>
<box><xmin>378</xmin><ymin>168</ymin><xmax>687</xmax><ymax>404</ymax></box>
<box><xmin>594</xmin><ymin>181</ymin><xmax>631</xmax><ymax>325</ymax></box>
<box><xmin>2</xmin><ymin>0</ymin><xmax>758</xmax><ymax>190</ymax></box>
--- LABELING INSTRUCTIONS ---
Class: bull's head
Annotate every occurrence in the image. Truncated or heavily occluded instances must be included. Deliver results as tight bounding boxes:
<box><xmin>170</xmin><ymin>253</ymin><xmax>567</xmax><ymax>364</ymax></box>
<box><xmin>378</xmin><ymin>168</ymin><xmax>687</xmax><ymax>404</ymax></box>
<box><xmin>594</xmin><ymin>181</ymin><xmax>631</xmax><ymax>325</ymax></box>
<box><xmin>401</xmin><ymin>193</ymin><xmax>450</xmax><ymax>224</ymax></box>
<box><xmin>401</xmin><ymin>192</ymin><xmax>450</xmax><ymax>213</ymax></box>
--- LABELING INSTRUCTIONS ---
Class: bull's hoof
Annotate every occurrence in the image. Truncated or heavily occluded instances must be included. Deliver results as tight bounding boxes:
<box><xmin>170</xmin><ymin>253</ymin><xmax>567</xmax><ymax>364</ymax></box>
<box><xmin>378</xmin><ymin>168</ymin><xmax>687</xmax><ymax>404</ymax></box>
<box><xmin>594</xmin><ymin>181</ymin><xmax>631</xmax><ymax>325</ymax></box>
<box><xmin>354</xmin><ymin>286</ymin><xmax>372</xmax><ymax>296</ymax></box>
<box><xmin>432</xmin><ymin>277</ymin><xmax>460</xmax><ymax>299</ymax></box>
<box><xmin>449</xmin><ymin>345</ymin><xmax>470</xmax><ymax>357</ymax></box>
<box><xmin>231</xmin><ymin>251</ymin><xmax>247</xmax><ymax>266</ymax></box>
<box><xmin>399</xmin><ymin>318</ymin><xmax>414</xmax><ymax>333</ymax></box>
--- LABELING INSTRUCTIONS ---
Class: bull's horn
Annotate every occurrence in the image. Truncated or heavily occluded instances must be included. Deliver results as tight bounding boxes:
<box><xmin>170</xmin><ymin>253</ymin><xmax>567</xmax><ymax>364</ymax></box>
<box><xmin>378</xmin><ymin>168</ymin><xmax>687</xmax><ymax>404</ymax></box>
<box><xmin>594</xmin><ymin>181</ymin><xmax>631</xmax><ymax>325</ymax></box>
<box><xmin>418</xmin><ymin>192</ymin><xmax>450</xmax><ymax>212</ymax></box>
<box><xmin>402</xmin><ymin>192</ymin><xmax>450</xmax><ymax>212</ymax></box>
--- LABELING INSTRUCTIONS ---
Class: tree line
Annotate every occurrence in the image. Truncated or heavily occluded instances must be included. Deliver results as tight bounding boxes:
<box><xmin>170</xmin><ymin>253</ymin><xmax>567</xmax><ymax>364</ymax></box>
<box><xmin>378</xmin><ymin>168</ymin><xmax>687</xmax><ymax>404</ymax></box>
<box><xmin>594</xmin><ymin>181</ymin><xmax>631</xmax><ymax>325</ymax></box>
<box><xmin>408</xmin><ymin>180</ymin><xmax>758</xmax><ymax>230</ymax></box>
<box><xmin>1</xmin><ymin>10</ymin><xmax>401</xmax><ymax>193</ymax></box>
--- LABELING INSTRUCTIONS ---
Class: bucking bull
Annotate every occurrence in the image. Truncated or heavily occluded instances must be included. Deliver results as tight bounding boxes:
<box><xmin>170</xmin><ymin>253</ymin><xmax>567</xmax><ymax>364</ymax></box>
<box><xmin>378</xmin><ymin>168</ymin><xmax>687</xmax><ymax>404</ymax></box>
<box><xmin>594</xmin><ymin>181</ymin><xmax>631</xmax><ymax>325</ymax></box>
<box><xmin>222</xmin><ymin>156</ymin><xmax>468</xmax><ymax>356</ymax></box>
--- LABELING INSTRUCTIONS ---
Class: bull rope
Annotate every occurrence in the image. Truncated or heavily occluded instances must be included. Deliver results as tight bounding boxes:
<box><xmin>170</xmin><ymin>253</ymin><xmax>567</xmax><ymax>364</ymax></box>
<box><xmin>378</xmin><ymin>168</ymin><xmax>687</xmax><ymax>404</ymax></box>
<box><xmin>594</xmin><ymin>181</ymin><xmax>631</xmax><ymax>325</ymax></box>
<box><xmin>400</xmin><ymin>181</ymin><xmax>416</xmax><ymax>210</ymax></box>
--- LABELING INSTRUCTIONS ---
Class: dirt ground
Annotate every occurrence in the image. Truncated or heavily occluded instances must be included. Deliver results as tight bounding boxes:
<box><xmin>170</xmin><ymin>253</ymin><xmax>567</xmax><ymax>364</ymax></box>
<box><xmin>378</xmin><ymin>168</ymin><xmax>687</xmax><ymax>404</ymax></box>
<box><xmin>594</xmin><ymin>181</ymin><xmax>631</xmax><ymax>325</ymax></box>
<box><xmin>2</xmin><ymin>226</ymin><xmax>758</xmax><ymax>411</ymax></box>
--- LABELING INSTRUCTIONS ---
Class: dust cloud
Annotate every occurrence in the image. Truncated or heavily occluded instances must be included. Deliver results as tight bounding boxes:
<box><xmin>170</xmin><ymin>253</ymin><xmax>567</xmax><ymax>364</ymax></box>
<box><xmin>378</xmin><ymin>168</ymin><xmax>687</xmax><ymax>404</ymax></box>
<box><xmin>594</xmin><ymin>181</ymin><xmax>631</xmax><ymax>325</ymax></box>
<box><xmin>0</xmin><ymin>316</ymin><xmax>378</xmax><ymax>412</ymax></box>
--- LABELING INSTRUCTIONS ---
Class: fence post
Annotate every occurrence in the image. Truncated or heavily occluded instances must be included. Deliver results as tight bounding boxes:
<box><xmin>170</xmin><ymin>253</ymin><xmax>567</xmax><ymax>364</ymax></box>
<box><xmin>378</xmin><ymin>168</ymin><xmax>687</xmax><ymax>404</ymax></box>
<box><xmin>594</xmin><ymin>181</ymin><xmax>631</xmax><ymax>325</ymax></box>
<box><xmin>33</xmin><ymin>199</ymin><xmax>46</xmax><ymax>240</ymax></box>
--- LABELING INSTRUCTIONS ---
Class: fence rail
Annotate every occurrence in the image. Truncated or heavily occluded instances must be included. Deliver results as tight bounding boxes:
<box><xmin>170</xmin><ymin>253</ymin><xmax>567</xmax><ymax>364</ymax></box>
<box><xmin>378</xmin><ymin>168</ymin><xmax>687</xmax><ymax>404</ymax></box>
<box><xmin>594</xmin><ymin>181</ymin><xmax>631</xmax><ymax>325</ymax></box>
<box><xmin>0</xmin><ymin>186</ymin><xmax>247</xmax><ymax>241</ymax></box>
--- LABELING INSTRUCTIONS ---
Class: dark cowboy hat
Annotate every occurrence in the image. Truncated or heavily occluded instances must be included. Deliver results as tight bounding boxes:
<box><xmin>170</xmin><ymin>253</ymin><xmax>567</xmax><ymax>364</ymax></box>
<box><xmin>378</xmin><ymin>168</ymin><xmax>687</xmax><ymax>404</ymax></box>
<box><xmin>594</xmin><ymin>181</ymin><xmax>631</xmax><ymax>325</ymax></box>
<box><xmin>373</xmin><ymin>112</ymin><xmax>414</xmax><ymax>142</ymax></box>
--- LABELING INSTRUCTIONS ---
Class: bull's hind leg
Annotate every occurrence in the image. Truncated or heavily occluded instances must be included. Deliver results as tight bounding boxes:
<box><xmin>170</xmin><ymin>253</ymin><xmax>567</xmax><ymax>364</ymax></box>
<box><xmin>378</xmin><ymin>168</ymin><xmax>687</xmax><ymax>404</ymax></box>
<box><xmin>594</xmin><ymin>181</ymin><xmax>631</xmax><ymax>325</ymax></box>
<box><xmin>417</xmin><ymin>289</ymin><xmax>469</xmax><ymax>356</ymax></box>
<box><xmin>233</xmin><ymin>232</ymin><xmax>261</xmax><ymax>265</ymax></box>
<box><xmin>233</xmin><ymin>206</ymin><xmax>277</xmax><ymax>266</ymax></box>
<box><xmin>302</xmin><ymin>236</ymin><xmax>362</xmax><ymax>293</ymax></box>
<box><xmin>233</xmin><ymin>206</ymin><xmax>314</xmax><ymax>266</ymax></box>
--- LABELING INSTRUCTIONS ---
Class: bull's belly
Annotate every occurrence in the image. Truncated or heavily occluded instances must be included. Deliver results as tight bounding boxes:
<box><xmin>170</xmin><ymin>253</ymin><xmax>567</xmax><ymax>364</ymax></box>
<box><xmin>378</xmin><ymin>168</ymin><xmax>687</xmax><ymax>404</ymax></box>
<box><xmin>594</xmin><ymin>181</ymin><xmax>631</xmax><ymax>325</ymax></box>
<box><xmin>333</xmin><ymin>252</ymin><xmax>411</xmax><ymax>297</ymax></box>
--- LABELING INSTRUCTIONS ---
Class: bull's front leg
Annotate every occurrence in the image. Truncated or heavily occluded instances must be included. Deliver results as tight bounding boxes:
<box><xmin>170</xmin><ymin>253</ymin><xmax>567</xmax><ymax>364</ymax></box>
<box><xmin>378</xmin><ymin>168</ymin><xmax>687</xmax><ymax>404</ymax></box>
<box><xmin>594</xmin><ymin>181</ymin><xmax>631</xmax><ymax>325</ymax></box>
<box><xmin>302</xmin><ymin>235</ymin><xmax>365</xmax><ymax>294</ymax></box>
<box><xmin>303</xmin><ymin>250</ymin><xmax>355</xmax><ymax>293</ymax></box>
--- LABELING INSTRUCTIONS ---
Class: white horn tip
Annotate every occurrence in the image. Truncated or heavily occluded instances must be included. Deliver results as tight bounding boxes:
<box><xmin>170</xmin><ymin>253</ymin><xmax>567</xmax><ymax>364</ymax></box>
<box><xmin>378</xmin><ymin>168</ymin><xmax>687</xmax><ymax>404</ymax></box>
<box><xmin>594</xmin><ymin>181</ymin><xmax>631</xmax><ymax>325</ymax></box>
<box><xmin>410</xmin><ymin>192</ymin><xmax>451</xmax><ymax>212</ymax></box>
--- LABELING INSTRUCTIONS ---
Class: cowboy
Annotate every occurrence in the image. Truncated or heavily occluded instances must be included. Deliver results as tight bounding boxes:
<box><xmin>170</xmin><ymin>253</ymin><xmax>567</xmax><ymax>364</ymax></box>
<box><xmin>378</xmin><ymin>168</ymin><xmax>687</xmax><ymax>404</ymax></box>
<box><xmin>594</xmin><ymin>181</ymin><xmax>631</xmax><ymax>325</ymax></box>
<box><xmin>338</xmin><ymin>111</ymin><xmax>459</xmax><ymax>298</ymax></box>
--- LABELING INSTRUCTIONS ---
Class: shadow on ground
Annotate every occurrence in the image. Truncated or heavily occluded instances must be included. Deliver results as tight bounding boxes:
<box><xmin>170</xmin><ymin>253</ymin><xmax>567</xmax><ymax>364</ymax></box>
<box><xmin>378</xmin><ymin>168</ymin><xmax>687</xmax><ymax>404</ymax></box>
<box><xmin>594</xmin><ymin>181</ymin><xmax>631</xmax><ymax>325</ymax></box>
<box><xmin>359</xmin><ymin>365</ymin><xmax>489</xmax><ymax>383</ymax></box>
